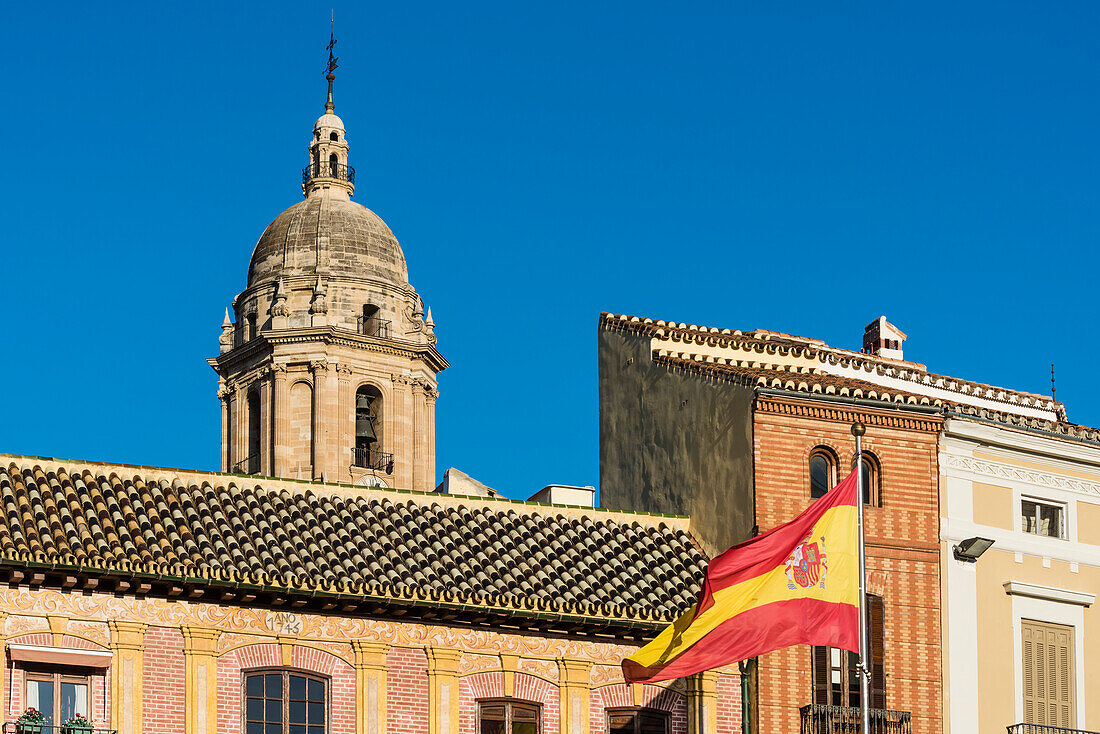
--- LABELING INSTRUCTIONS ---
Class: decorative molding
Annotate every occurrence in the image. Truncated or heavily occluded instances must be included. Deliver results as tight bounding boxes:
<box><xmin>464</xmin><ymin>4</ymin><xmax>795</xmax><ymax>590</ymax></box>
<box><xmin>1003</xmin><ymin>581</ymin><xmax>1095</xmax><ymax>607</ymax></box>
<box><xmin>756</xmin><ymin>395</ymin><xmax>942</xmax><ymax>433</ymax></box>
<box><xmin>944</xmin><ymin>455</ymin><xmax>1100</xmax><ymax>499</ymax></box>
<box><xmin>0</xmin><ymin>588</ymin><xmax>646</xmax><ymax>666</ymax></box>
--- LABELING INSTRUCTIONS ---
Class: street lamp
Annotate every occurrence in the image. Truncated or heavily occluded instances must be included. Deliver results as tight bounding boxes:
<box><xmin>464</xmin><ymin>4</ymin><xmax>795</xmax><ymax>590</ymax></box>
<box><xmin>953</xmin><ymin>536</ymin><xmax>995</xmax><ymax>562</ymax></box>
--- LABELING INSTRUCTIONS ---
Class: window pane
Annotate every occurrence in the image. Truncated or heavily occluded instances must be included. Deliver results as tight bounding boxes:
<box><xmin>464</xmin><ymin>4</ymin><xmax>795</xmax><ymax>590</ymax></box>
<box><xmin>246</xmin><ymin>698</ymin><xmax>264</xmax><ymax>721</ymax></box>
<box><xmin>481</xmin><ymin>722</ymin><xmax>506</xmax><ymax>734</ymax></box>
<box><xmin>247</xmin><ymin>675</ymin><xmax>264</xmax><ymax>697</ymax></box>
<box><xmin>481</xmin><ymin>704</ymin><xmax>507</xmax><ymax>720</ymax></box>
<box><xmin>308</xmin><ymin>701</ymin><xmax>325</xmax><ymax>725</ymax></box>
<box><xmin>609</xmin><ymin>714</ymin><xmax>634</xmax><ymax>734</ymax></box>
<box><xmin>1040</xmin><ymin>504</ymin><xmax>1061</xmax><ymax>538</ymax></box>
<box><xmin>513</xmin><ymin>723</ymin><xmax>537</xmax><ymax>734</ymax></box>
<box><xmin>246</xmin><ymin>723</ymin><xmax>265</xmax><ymax>734</ymax></box>
<box><xmin>289</xmin><ymin>675</ymin><xmax>306</xmax><ymax>700</ymax></box>
<box><xmin>512</xmin><ymin>705</ymin><xmax>538</xmax><ymax>722</ymax></box>
<box><xmin>266</xmin><ymin>674</ymin><xmax>283</xmax><ymax>697</ymax></box>
<box><xmin>28</xmin><ymin>680</ymin><xmax>54</xmax><ymax>725</ymax></box>
<box><xmin>1022</xmin><ymin>500</ymin><xmax>1038</xmax><ymax>533</ymax></box>
<box><xmin>60</xmin><ymin>682</ymin><xmax>87</xmax><ymax>722</ymax></box>
<box><xmin>639</xmin><ymin>712</ymin><xmax>668</xmax><ymax>734</ymax></box>
<box><xmin>289</xmin><ymin>699</ymin><xmax>306</xmax><ymax>724</ymax></box>
<box><xmin>308</xmin><ymin>727</ymin><xmax>323</xmax><ymax>734</ymax></box>
<box><xmin>307</xmin><ymin>677</ymin><xmax>325</xmax><ymax>702</ymax></box>
<box><xmin>265</xmin><ymin>698</ymin><xmax>282</xmax><ymax>722</ymax></box>
<box><xmin>290</xmin><ymin>726</ymin><xmax>306</xmax><ymax>734</ymax></box>
<box><xmin>861</xmin><ymin>460</ymin><xmax>872</xmax><ymax>505</ymax></box>
<box><xmin>266</xmin><ymin>724</ymin><xmax>281</xmax><ymax>734</ymax></box>
<box><xmin>810</xmin><ymin>455</ymin><xmax>830</xmax><ymax>498</ymax></box>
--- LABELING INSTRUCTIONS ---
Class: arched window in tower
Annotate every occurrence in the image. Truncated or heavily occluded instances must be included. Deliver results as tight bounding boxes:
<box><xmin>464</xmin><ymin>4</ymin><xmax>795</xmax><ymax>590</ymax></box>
<box><xmin>354</xmin><ymin>385</ymin><xmax>390</xmax><ymax>472</ymax></box>
<box><xmin>244</xmin><ymin>390</ymin><xmax>261</xmax><ymax>475</ymax></box>
<box><xmin>809</xmin><ymin>446</ymin><xmax>837</xmax><ymax>499</ymax></box>
<box><xmin>330</xmin><ymin>132</ymin><xmax>339</xmax><ymax>141</ymax></box>
<box><xmin>358</xmin><ymin>304</ymin><xmax>389</xmax><ymax>338</ymax></box>
<box><xmin>329</xmin><ymin>153</ymin><xmax>339</xmax><ymax>177</ymax></box>
<box><xmin>853</xmin><ymin>451</ymin><xmax>882</xmax><ymax>507</ymax></box>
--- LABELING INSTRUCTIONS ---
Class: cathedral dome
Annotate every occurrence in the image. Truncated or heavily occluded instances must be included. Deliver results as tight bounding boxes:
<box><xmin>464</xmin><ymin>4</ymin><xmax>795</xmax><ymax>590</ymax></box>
<box><xmin>246</xmin><ymin>193</ymin><xmax>410</xmax><ymax>288</ymax></box>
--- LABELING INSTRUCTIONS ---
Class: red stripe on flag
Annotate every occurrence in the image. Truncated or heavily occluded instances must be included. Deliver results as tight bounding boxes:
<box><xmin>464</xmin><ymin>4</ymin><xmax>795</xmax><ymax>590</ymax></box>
<box><xmin>623</xmin><ymin>597</ymin><xmax>859</xmax><ymax>684</ymax></box>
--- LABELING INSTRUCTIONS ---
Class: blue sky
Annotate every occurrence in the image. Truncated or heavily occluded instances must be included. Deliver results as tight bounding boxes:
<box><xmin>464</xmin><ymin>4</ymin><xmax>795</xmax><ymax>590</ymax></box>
<box><xmin>1</xmin><ymin>2</ymin><xmax>1098</xmax><ymax>498</ymax></box>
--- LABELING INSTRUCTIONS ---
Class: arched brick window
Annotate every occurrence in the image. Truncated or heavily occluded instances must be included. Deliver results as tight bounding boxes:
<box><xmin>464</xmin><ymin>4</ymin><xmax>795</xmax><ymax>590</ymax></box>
<box><xmin>809</xmin><ymin>446</ymin><xmax>838</xmax><ymax>499</ymax></box>
<box><xmin>243</xmin><ymin>669</ymin><xmax>328</xmax><ymax>734</ymax></box>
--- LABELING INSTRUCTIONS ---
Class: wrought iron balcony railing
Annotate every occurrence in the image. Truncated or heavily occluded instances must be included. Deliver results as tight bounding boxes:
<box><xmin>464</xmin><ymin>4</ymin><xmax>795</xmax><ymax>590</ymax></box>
<box><xmin>1008</xmin><ymin>725</ymin><xmax>1100</xmax><ymax>734</ymax></box>
<box><xmin>302</xmin><ymin>162</ymin><xmax>355</xmax><ymax>185</ymax></box>
<box><xmin>800</xmin><ymin>704</ymin><xmax>911</xmax><ymax>734</ymax></box>
<box><xmin>233</xmin><ymin>452</ymin><xmax>261</xmax><ymax>475</ymax></box>
<box><xmin>356</xmin><ymin>315</ymin><xmax>391</xmax><ymax>338</ymax></box>
<box><xmin>4</xmin><ymin>724</ymin><xmax>117</xmax><ymax>734</ymax></box>
<box><xmin>353</xmin><ymin>447</ymin><xmax>394</xmax><ymax>474</ymax></box>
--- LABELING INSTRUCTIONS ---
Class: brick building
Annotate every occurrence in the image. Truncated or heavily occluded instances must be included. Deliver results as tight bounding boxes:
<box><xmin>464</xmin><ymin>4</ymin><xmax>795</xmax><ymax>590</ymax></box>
<box><xmin>599</xmin><ymin>313</ymin><xmax>946</xmax><ymax>734</ymax></box>
<box><xmin>600</xmin><ymin>312</ymin><xmax>1100</xmax><ymax>734</ymax></box>
<box><xmin>0</xmin><ymin>61</ymin><xmax>742</xmax><ymax>734</ymax></box>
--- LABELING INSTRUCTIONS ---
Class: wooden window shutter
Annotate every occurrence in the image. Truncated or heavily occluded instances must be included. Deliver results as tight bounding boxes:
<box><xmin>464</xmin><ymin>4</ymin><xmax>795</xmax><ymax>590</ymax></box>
<box><xmin>1021</xmin><ymin>620</ymin><xmax>1075</xmax><ymax>728</ymax></box>
<box><xmin>868</xmin><ymin>594</ymin><xmax>886</xmax><ymax>709</ymax></box>
<box><xmin>811</xmin><ymin>646</ymin><xmax>829</xmax><ymax>704</ymax></box>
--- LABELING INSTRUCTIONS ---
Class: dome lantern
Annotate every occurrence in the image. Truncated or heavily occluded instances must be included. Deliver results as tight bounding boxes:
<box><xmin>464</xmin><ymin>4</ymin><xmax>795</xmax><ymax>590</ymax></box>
<box><xmin>302</xmin><ymin>27</ymin><xmax>354</xmax><ymax>198</ymax></box>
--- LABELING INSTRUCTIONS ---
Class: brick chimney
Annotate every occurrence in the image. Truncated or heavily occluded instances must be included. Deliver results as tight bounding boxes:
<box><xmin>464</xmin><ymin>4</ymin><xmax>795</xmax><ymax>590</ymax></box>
<box><xmin>863</xmin><ymin>316</ymin><xmax>907</xmax><ymax>361</ymax></box>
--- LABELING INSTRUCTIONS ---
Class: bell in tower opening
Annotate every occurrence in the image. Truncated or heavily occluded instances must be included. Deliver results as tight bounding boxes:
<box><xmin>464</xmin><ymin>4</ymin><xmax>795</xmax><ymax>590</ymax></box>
<box><xmin>208</xmin><ymin>34</ymin><xmax>447</xmax><ymax>489</ymax></box>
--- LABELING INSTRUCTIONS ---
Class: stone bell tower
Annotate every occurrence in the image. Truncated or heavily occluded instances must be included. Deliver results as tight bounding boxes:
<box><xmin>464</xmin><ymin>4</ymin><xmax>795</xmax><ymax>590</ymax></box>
<box><xmin>208</xmin><ymin>40</ymin><xmax>447</xmax><ymax>489</ymax></box>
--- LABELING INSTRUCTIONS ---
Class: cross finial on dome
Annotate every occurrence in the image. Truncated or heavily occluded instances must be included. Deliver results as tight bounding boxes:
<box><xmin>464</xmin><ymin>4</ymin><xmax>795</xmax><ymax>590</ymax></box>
<box><xmin>325</xmin><ymin>12</ymin><xmax>338</xmax><ymax>113</ymax></box>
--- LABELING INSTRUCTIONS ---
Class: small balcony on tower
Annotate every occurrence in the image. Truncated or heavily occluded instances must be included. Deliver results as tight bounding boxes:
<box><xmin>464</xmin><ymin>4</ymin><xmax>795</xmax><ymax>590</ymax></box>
<box><xmin>302</xmin><ymin>160</ymin><xmax>355</xmax><ymax>187</ymax></box>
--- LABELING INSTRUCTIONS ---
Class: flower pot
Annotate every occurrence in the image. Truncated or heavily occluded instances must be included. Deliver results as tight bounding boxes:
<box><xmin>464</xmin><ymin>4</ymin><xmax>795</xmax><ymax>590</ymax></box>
<box><xmin>62</xmin><ymin>725</ymin><xmax>93</xmax><ymax>734</ymax></box>
<box><xmin>17</xmin><ymin>724</ymin><xmax>44</xmax><ymax>734</ymax></box>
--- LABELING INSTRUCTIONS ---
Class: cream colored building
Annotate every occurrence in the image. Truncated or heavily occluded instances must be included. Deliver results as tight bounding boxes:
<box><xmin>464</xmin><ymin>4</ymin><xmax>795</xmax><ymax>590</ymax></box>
<box><xmin>942</xmin><ymin>415</ymin><xmax>1100</xmax><ymax>733</ymax></box>
<box><xmin>208</xmin><ymin>70</ymin><xmax>446</xmax><ymax>489</ymax></box>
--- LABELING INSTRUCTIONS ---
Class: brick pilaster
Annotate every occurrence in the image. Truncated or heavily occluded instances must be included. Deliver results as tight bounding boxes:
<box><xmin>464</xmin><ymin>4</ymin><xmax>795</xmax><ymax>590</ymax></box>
<box><xmin>352</xmin><ymin>640</ymin><xmax>389</xmax><ymax>734</ymax></box>
<box><xmin>686</xmin><ymin>671</ymin><xmax>719</xmax><ymax>734</ymax></box>
<box><xmin>557</xmin><ymin>659</ymin><xmax>592</xmax><ymax>734</ymax></box>
<box><xmin>425</xmin><ymin>647</ymin><xmax>462</xmax><ymax>734</ymax></box>
<box><xmin>181</xmin><ymin>626</ymin><xmax>220</xmax><ymax>734</ymax></box>
<box><xmin>108</xmin><ymin>620</ymin><xmax>146</xmax><ymax>734</ymax></box>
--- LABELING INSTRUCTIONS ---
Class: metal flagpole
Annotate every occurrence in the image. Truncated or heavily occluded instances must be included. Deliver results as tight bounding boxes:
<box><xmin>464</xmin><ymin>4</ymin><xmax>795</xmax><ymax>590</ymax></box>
<box><xmin>852</xmin><ymin>421</ymin><xmax>871</xmax><ymax>733</ymax></box>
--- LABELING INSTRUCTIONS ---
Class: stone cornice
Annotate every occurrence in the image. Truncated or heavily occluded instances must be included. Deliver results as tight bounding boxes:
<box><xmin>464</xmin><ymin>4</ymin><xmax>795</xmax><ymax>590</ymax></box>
<box><xmin>756</xmin><ymin>394</ymin><xmax>943</xmax><ymax>433</ymax></box>
<box><xmin>211</xmin><ymin>327</ymin><xmax>448</xmax><ymax>374</ymax></box>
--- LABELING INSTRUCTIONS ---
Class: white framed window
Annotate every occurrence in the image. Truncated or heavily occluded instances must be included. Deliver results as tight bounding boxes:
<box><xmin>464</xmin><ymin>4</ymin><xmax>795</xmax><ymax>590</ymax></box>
<box><xmin>1021</xmin><ymin>497</ymin><xmax>1066</xmax><ymax>539</ymax></box>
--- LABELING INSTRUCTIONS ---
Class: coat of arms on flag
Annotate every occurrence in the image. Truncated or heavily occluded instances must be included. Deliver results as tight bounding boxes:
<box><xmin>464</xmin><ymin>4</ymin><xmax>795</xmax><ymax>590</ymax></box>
<box><xmin>786</xmin><ymin>534</ymin><xmax>828</xmax><ymax>590</ymax></box>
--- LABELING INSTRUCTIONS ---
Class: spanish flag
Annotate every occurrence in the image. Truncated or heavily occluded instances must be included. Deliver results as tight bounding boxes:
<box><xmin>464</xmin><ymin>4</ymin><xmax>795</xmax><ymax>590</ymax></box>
<box><xmin>623</xmin><ymin>470</ymin><xmax>860</xmax><ymax>683</ymax></box>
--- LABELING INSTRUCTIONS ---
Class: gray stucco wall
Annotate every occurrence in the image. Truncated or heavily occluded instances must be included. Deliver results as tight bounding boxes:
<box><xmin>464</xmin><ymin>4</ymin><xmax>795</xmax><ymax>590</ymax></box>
<box><xmin>598</xmin><ymin>327</ymin><xmax>755</xmax><ymax>556</ymax></box>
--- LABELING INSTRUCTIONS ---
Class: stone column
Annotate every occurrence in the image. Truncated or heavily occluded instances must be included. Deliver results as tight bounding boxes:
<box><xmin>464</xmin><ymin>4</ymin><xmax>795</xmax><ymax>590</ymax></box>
<box><xmin>425</xmin><ymin>647</ymin><xmax>461</xmax><ymax>734</ymax></box>
<box><xmin>351</xmin><ymin>641</ymin><xmax>389</xmax><ymax>734</ymax></box>
<box><xmin>260</xmin><ymin>370</ymin><xmax>273</xmax><ymax>476</ymax></box>
<box><xmin>557</xmin><ymin>659</ymin><xmax>592</xmax><ymax>734</ymax></box>
<box><xmin>108</xmin><ymin>620</ymin><xmax>146</xmax><ymax>734</ymax></box>
<box><xmin>411</xmin><ymin>380</ymin><xmax>426</xmax><ymax>491</ymax></box>
<box><xmin>685</xmin><ymin>671</ymin><xmax>719</xmax><ymax>734</ymax></box>
<box><xmin>218</xmin><ymin>385</ymin><xmax>230</xmax><ymax>472</ymax></box>
<box><xmin>234</xmin><ymin>384</ymin><xmax>248</xmax><ymax>472</ymax></box>
<box><xmin>310</xmin><ymin>360</ymin><xmax>328</xmax><ymax>480</ymax></box>
<box><xmin>272</xmin><ymin>364</ymin><xmax>288</xmax><ymax>477</ymax></box>
<box><xmin>337</xmin><ymin>364</ymin><xmax>354</xmax><ymax>478</ymax></box>
<box><xmin>390</xmin><ymin>374</ymin><xmax>412</xmax><ymax>490</ymax></box>
<box><xmin>425</xmin><ymin>386</ymin><xmax>438</xmax><ymax>490</ymax></box>
<box><xmin>181</xmin><ymin>627</ymin><xmax>220</xmax><ymax>734</ymax></box>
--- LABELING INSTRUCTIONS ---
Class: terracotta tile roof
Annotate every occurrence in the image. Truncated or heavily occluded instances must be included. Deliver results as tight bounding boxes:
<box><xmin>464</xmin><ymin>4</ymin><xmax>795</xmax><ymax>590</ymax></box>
<box><xmin>601</xmin><ymin>312</ymin><xmax>1067</xmax><ymax>423</ymax></box>
<box><xmin>0</xmin><ymin>457</ymin><xmax>706</xmax><ymax>628</ymax></box>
